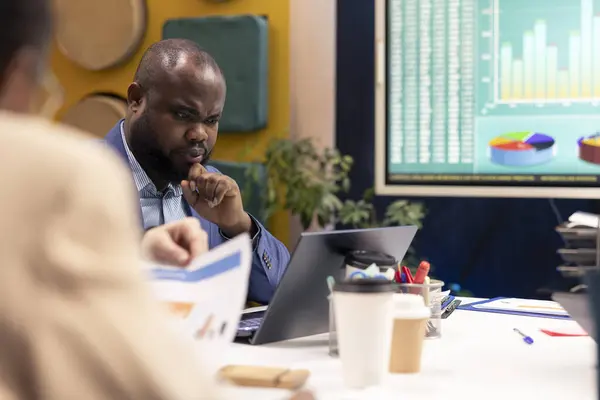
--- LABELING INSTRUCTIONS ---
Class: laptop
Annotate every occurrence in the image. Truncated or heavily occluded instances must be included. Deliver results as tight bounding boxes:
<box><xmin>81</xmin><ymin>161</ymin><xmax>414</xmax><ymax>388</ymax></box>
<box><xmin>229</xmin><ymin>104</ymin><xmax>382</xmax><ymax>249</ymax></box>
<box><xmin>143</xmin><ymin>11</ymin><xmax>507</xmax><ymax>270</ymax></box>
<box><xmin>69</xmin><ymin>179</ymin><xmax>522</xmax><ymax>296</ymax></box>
<box><xmin>236</xmin><ymin>225</ymin><xmax>418</xmax><ymax>345</ymax></box>
<box><xmin>551</xmin><ymin>292</ymin><xmax>596</xmax><ymax>341</ymax></box>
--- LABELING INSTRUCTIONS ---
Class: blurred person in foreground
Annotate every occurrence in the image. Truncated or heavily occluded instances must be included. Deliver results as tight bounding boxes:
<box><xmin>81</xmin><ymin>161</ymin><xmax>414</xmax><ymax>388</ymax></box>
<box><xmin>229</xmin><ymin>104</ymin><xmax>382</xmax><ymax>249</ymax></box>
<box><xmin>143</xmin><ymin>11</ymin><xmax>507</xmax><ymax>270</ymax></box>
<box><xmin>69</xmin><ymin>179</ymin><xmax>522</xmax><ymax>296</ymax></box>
<box><xmin>103</xmin><ymin>39</ymin><xmax>290</xmax><ymax>304</ymax></box>
<box><xmin>0</xmin><ymin>0</ymin><xmax>226</xmax><ymax>398</ymax></box>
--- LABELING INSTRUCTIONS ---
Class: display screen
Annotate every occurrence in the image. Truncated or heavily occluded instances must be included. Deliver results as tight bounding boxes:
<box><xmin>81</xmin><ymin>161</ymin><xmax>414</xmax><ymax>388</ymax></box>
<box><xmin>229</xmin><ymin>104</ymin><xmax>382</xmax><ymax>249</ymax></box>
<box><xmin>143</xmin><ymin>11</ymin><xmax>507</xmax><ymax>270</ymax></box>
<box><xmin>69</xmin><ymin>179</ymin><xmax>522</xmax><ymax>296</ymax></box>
<box><xmin>385</xmin><ymin>0</ymin><xmax>600</xmax><ymax>188</ymax></box>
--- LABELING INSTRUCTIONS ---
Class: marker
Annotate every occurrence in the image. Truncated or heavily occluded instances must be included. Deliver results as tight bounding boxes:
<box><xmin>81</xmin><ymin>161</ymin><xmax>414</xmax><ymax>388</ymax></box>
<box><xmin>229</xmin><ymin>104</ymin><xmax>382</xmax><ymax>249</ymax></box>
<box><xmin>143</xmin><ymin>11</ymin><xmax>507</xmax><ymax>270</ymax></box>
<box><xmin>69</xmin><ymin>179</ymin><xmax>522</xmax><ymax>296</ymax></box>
<box><xmin>513</xmin><ymin>328</ymin><xmax>534</xmax><ymax>345</ymax></box>
<box><xmin>401</xmin><ymin>266</ymin><xmax>414</xmax><ymax>283</ymax></box>
<box><xmin>414</xmin><ymin>261</ymin><xmax>430</xmax><ymax>284</ymax></box>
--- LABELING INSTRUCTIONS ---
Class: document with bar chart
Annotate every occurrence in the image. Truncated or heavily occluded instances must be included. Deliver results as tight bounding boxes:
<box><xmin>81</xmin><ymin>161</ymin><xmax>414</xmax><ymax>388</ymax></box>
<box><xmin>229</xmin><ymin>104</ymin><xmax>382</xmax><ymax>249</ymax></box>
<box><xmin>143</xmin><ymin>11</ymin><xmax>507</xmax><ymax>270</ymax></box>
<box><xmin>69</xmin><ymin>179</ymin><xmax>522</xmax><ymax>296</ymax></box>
<box><xmin>384</xmin><ymin>0</ymin><xmax>600</xmax><ymax>188</ymax></box>
<box><xmin>149</xmin><ymin>234</ymin><xmax>252</xmax><ymax>374</ymax></box>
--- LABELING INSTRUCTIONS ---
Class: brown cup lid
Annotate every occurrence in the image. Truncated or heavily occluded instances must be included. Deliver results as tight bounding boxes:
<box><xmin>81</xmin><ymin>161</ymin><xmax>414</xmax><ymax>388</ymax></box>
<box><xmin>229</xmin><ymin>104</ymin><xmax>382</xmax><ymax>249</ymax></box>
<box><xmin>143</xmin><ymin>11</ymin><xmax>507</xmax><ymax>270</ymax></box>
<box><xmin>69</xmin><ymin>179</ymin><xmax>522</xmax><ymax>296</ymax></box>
<box><xmin>60</xmin><ymin>95</ymin><xmax>127</xmax><ymax>138</ymax></box>
<box><xmin>53</xmin><ymin>0</ymin><xmax>147</xmax><ymax>70</ymax></box>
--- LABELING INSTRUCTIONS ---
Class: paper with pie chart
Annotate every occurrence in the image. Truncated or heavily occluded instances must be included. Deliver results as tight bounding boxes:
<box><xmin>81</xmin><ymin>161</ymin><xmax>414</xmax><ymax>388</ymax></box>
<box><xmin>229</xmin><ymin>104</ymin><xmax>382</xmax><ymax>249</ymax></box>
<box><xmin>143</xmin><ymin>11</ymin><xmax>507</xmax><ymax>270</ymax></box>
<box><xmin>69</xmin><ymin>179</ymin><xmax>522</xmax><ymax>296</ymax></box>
<box><xmin>147</xmin><ymin>234</ymin><xmax>252</xmax><ymax>375</ymax></box>
<box><xmin>488</xmin><ymin>132</ymin><xmax>556</xmax><ymax>167</ymax></box>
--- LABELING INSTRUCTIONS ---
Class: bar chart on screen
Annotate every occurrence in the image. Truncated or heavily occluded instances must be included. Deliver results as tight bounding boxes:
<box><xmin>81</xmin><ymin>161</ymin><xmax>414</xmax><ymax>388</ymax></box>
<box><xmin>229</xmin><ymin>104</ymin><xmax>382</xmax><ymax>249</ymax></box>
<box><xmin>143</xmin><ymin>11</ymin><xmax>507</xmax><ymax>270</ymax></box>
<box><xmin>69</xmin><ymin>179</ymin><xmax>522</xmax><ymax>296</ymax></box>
<box><xmin>478</xmin><ymin>0</ymin><xmax>600</xmax><ymax>116</ymax></box>
<box><xmin>385</xmin><ymin>0</ymin><xmax>600</xmax><ymax>180</ymax></box>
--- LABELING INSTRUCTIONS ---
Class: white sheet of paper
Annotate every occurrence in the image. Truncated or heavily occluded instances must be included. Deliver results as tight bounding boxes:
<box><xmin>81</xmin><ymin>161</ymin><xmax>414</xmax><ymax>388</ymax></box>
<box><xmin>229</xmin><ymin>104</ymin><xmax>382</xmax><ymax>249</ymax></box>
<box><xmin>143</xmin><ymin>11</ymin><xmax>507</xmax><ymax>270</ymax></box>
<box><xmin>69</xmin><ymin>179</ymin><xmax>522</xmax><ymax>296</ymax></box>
<box><xmin>146</xmin><ymin>233</ymin><xmax>253</xmax><ymax>374</ymax></box>
<box><xmin>242</xmin><ymin>305</ymin><xmax>268</xmax><ymax>314</ymax></box>
<box><xmin>472</xmin><ymin>298</ymin><xmax>568</xmax><ymax>316</ymax></box>
<box><xmin>567</xmin><ymin>211</ymin><xmax>600</xmax><ymax>228</ymax></box>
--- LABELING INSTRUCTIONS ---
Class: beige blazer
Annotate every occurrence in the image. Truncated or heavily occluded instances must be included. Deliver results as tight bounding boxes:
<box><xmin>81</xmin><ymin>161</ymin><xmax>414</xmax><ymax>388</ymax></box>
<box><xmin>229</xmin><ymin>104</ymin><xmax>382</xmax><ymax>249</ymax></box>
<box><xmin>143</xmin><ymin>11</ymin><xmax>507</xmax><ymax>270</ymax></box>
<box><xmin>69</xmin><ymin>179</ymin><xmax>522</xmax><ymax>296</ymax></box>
<box><xmin>0</xmin><ymin>112</ymin><xmax>219</xmax><ymax>399</ymax></box>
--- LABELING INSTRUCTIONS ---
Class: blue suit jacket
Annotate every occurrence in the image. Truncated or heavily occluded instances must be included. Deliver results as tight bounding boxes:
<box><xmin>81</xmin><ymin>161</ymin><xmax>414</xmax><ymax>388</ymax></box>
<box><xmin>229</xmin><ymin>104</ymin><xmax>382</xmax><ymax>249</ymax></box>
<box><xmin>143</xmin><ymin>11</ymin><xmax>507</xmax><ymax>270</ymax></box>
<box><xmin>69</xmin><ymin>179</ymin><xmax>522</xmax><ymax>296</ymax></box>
<box><xmin>103</xmin><ymin>121</ymin><xmax>290</xmax><ymax>304</ymax></box>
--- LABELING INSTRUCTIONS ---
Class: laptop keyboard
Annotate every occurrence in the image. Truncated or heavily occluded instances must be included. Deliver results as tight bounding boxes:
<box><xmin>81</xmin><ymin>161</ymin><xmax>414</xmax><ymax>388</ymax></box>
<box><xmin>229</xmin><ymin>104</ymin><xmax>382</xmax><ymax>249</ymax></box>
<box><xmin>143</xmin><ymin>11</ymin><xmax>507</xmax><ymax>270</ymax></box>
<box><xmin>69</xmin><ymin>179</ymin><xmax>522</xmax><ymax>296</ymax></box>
<box><xmin>238</xmin><ymin>317</ymin><xmax>263</xmax><ymax>332</ymax></box>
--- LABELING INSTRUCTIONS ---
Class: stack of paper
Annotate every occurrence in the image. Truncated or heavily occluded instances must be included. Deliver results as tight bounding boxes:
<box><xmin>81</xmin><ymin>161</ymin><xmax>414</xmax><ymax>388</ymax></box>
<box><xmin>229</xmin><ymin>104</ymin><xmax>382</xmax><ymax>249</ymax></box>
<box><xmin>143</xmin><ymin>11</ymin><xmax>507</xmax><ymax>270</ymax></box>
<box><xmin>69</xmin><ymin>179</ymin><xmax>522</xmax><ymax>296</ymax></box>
<box><xmin>566</xmin><ymin>211</ymin><xmax>600</xmax><ymax>228</ymax></box>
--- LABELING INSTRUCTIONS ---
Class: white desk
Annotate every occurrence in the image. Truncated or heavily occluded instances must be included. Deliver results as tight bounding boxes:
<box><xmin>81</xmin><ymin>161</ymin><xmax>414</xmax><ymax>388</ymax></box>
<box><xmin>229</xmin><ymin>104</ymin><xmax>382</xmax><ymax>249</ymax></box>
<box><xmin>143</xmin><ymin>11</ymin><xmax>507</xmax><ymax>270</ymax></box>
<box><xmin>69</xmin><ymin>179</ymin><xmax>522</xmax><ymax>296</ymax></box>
<box><xmin>221</xmin><ymin>298</ymin><xmax>597</xmax><ymax>399</ymax></box>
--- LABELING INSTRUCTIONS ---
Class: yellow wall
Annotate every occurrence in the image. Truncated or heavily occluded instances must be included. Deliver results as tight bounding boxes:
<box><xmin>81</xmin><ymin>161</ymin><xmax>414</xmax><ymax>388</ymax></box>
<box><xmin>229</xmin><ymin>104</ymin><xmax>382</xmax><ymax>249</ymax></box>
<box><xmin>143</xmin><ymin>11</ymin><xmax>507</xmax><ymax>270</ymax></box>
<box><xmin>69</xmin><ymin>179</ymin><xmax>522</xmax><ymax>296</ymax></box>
<box><xmin>50</xmin><ymin>0</ymin><xmax>290</xmax><ymax>245</ymax></box>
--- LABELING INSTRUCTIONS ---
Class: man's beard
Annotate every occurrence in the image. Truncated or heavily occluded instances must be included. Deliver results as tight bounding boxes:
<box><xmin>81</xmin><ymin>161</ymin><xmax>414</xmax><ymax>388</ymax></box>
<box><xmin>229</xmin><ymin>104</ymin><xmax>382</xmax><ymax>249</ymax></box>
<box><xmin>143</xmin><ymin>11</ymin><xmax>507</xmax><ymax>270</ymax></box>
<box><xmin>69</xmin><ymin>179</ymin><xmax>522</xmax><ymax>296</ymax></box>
<box><xmin>129</xmin><ymin>115</ymin><xmax>181</xmax><ymax>184</ymax></box>
<box><xmin>130</xmin><ymin>115</ymin><xmax>213</xmax><ymax>185</ymax></box>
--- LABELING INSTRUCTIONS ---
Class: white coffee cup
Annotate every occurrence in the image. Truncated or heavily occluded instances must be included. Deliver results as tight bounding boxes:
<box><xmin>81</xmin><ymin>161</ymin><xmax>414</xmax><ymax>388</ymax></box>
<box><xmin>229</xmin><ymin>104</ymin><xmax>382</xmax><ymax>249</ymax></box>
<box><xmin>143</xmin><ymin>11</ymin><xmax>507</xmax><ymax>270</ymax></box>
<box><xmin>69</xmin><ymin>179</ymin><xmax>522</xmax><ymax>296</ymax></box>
<box><xmin>333</xmin><ymin>279</ymin><xmax>395</xmax><ymax>388</ymax></box>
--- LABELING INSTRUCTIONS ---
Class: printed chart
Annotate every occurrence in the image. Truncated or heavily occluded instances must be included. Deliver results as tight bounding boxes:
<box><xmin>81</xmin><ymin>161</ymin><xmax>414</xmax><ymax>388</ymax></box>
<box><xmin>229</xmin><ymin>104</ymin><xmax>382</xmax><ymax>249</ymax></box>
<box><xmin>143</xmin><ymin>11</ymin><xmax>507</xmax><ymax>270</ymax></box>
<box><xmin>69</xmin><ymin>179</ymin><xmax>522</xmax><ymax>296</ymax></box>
<box><xmin>488</xmin><ymin>132</ymin><xmax>556</xmax><ymax>166</ymax></box>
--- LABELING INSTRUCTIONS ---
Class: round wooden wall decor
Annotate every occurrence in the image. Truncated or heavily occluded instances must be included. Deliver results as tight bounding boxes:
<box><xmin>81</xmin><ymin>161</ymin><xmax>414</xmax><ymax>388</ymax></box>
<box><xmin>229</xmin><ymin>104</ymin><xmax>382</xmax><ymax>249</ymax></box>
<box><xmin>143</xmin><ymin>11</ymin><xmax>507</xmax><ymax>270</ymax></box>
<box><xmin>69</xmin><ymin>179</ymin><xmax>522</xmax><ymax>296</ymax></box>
<box><xmin>60</xmin><ymin>95</ymin><xmax>128</xmax><ymax>138</ymax></box>
<box><xmin>53</xmin><ymin>0</ymin><xmax>147</xmax><ymax>70</ymax></box>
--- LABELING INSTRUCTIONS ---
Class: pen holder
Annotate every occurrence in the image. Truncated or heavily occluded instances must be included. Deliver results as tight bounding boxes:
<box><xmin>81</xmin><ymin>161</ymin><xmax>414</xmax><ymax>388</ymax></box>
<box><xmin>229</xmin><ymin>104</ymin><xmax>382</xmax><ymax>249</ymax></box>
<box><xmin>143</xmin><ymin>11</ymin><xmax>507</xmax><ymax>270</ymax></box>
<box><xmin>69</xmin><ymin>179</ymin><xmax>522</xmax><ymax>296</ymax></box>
<box><xmin>394</xmin><ymin>279</ymin><xmax>444</xmax><ymax>339</ymax></box>
<box><xmin>328</xmin><ymin>295</ymin><xmax>338</xmax><ymax>357</ymax></box>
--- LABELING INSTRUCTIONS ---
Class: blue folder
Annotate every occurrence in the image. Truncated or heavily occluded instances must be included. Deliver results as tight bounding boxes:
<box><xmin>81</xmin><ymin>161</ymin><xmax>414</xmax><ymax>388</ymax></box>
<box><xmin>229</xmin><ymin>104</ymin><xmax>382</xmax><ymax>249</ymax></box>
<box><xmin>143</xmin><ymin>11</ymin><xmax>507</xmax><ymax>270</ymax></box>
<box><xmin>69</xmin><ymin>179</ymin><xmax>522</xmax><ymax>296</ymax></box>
<box><xmin>457</xmin><ymin>297</ymin><xmax>572</xmax><ymax>320</ymax></box>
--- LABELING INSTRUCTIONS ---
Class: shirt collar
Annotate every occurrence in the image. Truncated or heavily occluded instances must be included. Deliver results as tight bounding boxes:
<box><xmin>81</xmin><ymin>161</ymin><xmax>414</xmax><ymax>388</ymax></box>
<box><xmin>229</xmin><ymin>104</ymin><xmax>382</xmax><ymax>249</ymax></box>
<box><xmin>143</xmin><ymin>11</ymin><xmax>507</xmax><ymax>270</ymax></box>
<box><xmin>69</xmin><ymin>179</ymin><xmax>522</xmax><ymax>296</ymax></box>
<box><xmin>119</xmin><ymin>122</ymin><xmax>183</xmax><ymax>196</ymax></box>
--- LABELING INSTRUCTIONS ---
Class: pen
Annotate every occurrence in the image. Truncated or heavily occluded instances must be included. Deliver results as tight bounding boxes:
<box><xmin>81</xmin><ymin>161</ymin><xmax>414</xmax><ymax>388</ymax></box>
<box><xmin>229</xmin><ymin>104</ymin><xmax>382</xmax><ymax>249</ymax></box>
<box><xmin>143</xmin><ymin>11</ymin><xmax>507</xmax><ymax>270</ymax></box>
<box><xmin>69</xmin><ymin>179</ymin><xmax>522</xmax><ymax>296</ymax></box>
<box><xmin>422</xmin><ymin>276</ymin><xmax>431</xmax><ymax>304</ymax></box>
<box><xmin>414</xmin><ymin>261</ymin><xmax>430</xmax><ymax>284</ymax></box>
<box><xmin>401</xmin><ymin>266</ymin><xmax>414</xmax><ymax>283</ymax></box>
<box><xmin>513</xmin><ymin>328</ymin><xmax>534</xmax><ymax>345</ymax></box>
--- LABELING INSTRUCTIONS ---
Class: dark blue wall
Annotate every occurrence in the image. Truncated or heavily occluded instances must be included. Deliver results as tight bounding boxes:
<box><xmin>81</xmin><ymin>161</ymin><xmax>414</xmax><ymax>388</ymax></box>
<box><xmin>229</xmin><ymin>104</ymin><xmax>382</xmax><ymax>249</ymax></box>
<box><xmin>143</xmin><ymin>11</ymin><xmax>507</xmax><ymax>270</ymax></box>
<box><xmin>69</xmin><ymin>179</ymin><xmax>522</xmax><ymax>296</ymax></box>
<box><xmin>335</xmin><ymin>0</ymin><xmax>596</xmax><ymax>298</ymax></box>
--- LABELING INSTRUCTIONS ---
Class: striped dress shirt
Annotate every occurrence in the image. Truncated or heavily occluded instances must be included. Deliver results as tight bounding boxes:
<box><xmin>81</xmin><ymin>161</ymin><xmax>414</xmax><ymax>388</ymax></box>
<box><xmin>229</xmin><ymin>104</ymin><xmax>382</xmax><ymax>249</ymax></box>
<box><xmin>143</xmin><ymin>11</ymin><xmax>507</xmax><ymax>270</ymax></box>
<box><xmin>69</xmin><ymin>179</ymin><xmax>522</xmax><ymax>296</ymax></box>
<box><xmin>119</xmin><ymin>122</ymin><xmax>189</xmax><ymax>230</ymax></box>
<box><xmin>105</xmin><ymin>120</ymin><xmax>291</xmax><ymax>303</ymax></box>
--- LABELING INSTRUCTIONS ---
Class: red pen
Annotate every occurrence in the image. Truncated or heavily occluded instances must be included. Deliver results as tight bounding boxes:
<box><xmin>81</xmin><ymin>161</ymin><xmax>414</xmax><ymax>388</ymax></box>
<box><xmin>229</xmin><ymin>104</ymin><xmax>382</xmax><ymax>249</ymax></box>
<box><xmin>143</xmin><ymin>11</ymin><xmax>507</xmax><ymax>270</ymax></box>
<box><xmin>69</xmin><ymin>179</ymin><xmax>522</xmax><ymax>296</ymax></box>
<box><xmin>401</xmin><ymin>266</ymin><xmax>413</xmax><ymax>283</ymax></box>
<box><xmin>414</xmin><ymin>261</ymin><xmax>430</xmax><ymax>284</ymax></box>
<box><xmin>394</xmin><ymin>267</ymin><xmax>402</xmax><ymax>283</ymax></box>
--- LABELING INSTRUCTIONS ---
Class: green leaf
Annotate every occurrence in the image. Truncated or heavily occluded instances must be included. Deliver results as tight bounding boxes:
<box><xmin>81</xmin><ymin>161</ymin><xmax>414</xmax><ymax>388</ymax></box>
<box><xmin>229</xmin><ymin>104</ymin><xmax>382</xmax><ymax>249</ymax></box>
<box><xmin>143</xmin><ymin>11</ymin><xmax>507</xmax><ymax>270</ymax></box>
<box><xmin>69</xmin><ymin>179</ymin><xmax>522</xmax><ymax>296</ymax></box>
<box><xmin>363</xmin><ymin>187</ymin><xmax>375</xmax><ymax>202</ymax></box>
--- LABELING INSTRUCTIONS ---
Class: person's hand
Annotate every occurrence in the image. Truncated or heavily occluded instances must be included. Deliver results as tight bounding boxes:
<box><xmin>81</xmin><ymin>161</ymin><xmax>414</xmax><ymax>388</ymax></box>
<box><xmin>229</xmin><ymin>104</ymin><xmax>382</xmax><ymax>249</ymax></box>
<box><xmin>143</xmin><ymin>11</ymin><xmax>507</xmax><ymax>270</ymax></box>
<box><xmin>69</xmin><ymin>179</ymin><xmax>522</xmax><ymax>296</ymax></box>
<box><xmin>181</xmin><ymin>163</ymin><xmax>252</xmax><ymax>237</ymax></box>
<box><xmin>141</xmin><ymin>217</ymin><xmax>208</xmax><ymax>266</ymax></box>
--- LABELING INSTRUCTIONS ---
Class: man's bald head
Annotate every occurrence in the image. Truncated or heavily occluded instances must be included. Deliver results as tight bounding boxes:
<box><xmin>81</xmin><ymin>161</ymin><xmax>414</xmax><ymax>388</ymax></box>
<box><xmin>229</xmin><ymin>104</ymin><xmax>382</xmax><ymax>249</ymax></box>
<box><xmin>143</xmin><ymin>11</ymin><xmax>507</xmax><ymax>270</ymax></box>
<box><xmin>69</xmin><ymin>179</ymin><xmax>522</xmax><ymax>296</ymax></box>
<box><xmin>133</xmin><ymin>39</ymin><xmax>224</xmax><ymax>97</ymax></box>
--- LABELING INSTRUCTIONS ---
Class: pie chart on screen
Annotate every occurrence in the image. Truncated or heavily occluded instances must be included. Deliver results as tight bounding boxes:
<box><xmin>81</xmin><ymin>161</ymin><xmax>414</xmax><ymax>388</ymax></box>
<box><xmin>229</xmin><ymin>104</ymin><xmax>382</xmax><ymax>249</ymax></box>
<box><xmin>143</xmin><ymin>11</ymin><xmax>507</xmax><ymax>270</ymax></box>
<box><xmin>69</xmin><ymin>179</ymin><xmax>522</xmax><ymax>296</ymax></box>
<box><xmin>488</xmin><ymin>132</ymin><xmax>556</xmax><ymax>166</ymax></box>
<box><xmin>578</xmin><ymin>133</ymin><xmax>600</xmax><ymax>165</ymax></box>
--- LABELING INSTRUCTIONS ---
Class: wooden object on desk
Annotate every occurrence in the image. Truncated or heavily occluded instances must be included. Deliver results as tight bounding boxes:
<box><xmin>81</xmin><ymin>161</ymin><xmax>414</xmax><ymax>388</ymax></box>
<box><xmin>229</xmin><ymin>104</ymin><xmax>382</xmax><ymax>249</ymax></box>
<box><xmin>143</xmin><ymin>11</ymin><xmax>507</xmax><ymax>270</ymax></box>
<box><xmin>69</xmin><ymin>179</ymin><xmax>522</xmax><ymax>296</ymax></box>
<box><xmin>60</xmin><ymin>95</ymin><xmax>127</xmax><ymax>138</ymax></box>
<box><xmin>219</xmin><ymin>365</ymin><xmax>310</xmax><ymax>389</ymax></box>
<box><xmin>53</xmin><ymin>0</ymin><xmax>146</xmax><ymax>70</ymax></box>
<box><xmin>289</xmin><ymin>391</ymin><xmax>316</xmax><ymax>400</ymax></box>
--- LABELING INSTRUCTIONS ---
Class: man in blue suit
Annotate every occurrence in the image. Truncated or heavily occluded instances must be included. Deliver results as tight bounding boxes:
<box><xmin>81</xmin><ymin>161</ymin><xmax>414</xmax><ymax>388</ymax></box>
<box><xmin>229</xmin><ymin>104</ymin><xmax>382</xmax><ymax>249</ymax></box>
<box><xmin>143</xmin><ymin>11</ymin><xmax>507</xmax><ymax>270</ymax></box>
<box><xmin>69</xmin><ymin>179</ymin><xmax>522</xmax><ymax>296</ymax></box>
<box><xmin>104</xmin><ymin>39</ymin><xmax>290</xmax><ymax>304</ymax></box>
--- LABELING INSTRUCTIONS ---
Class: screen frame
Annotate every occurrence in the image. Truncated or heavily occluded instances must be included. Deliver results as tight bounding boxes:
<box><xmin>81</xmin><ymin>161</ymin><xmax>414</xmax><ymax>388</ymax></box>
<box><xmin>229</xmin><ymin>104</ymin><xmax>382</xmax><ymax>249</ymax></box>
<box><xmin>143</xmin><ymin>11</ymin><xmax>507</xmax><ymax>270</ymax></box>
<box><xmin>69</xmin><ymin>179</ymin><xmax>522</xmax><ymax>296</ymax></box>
<box><xmin>373</xmin><ymin>0</ymin><xmax>600</xmax><ymax>199</ymax></box>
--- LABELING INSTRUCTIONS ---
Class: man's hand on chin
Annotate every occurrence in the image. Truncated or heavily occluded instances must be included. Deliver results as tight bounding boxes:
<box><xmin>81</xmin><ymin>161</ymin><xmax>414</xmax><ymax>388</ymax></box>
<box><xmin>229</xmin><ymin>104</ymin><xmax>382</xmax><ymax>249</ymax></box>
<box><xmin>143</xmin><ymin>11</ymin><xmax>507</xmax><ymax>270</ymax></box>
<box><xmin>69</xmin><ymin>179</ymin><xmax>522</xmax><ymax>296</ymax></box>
<box><xmin>181</xmin><ymin>163</ymin><xmax>257</xmax><ymax>238</ymax></box>
<box><xmin>141</xmin><ymin>218</ymin><xmax>208</xmax><ymax>266</ymax></box>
